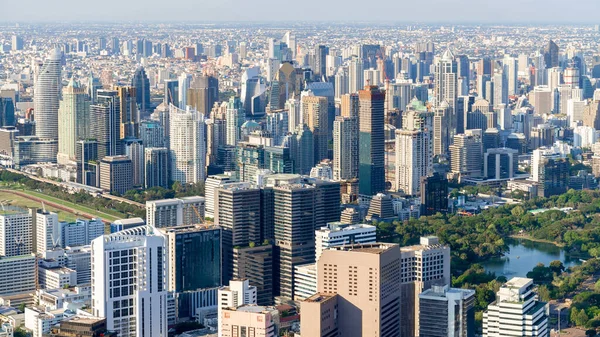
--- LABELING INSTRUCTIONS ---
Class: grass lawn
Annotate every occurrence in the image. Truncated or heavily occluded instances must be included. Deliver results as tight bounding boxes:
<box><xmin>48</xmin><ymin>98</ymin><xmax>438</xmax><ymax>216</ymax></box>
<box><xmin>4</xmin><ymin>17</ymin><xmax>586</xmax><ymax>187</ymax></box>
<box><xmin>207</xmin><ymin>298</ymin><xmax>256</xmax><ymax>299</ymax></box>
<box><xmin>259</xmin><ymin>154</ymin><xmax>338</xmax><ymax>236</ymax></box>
<box><xmin>23</xmin><ymin>190</ymin><xmax>125</xmax><ymax>222</ymax></box>
<box><xmin>0</xmin><ymin>191</ymin><xmax>79</xmax><ymax>222</ymax></box>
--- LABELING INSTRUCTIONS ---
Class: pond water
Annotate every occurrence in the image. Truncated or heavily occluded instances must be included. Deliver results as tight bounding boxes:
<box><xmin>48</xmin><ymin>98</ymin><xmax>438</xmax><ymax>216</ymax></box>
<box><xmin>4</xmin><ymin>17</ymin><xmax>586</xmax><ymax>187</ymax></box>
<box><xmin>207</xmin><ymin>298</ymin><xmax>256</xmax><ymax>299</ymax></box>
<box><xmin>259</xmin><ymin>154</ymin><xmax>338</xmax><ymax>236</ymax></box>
<box><xmin>482</xmin><ymin>238</ymin><xmax>581</xmax><ymax>278</ymax></box>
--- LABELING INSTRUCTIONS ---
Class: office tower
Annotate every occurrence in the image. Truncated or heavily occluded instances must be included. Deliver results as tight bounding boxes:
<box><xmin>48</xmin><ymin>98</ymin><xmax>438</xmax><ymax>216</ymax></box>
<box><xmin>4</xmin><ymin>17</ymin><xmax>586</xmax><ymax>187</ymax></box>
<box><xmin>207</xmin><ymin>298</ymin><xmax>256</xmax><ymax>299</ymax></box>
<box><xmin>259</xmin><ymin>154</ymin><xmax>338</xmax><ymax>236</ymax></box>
<box><xmin>60</xmin><ymin>219</ymin><xmax>104</xmax><ymax>247</ymax></box>
<box><xmin>169</xmin><ymin>104</ymin><xmax>205</xmax><ymax>184</ymax></box>
<box><xmin>187</xmin><ymin>75</ymin><xmax>219</xmax><ymax>115</ymax></box>
<box><xmin>0</xmin><ymin>97</ymin><xmax>15</xmax><ymax>127</ymax></box>
<box><xmin>395</xmin><ymin>129</ymin><xmax>431</xmax><ymax>196</ymax></box>
<box><xmin>177</xmin><ymin>73</ymin><xmax>192</xmax><ymax>109</ymax></box>
<box><xmin>433</xmin><ymin>102</ymin><xmax>450</xmax><ymax>156</ymax></box>
<box><xmin>450</xmin><ymin>130</ymin><xmax>483</xmax><ymax>179</ymax></box>
<box><xmin>315</xmin><ymin>222</ymin><xmax>376</xmax><ymax>261</ymax></box>
<box><xmin>116</xmin><ymin>87</ymin><xmax>139</xmax><ymax>139</ymax></box>
<box><xmin>219</xmin><ymin>305</ymin><xmax>279</xmax><ymax>337</ymax></box>
<box><xmin>140</xmin><ymin>120</ymin><xmax>165</xmax><ymax>148</ymax></box>
<box><xmin>122</xmin><ymin>138</ymin><xmax>144</xmax><ymax>187</ymax></box>
<box><xmin>144</xmin><ymin>147</ymin><xmax>169</xmax><ymax>189</ymax></box>
<box><xmin>340</xmin><ymin>93</ymin><xmax>359</xmax><ymax>119</ymax></box>
<box><xmin>466</xmin><ymin>99</ymin><xmax>493</xmax><ymax>131</ymax></box>
<box><xmin>215</xmin><ymin>183</ymin><xmax>262</xmax><ymax>282</ymax></box>
<box><xmin>146</xmin><ymin>197</ymin><xmax>205</xmax><ymax>228</ymax></box>
<box><xmin>419</xmin><ymin>285</ymin><xmax>476</xmax><ymax>337</ymax></box>
<box><xmin>302</xmin><ymin>95</ymin><xmax>328</xmax><ymax>164</ymax></box>
<box><xmin>76</xmin><ymin>140</ymin><xmax>99</xmax><ymax>186</ymax></box>
<box><xmin>240</xmin><ymin>68</ymin><xmax>267</xmax><ymax>116</ymax></box>
<box><xmin>358</xmin><ymin>85</ymin><xmax>386</xmax><ymax>196</ymax></box>
<box><xmin>529</xmin><ymin>124</ymin><xmax>555</xmax><ymax>150</ymax></box>
<box><xmin>34</xmin><ymin>48</ymin><xmax>62</xmax><ymax>141</ymax></box>
<box><xmin>334</xmin><ymin>68</ymin><xmax>349</xmax><ymax>99</ymax></box>
<box><xmin>400</xmin><ymin>236</ymin><xmax>452</xmax><ymax>337</ymax></box>
<box><xmin>160</xmin><ymin>225</ymin><xmax>221</xmax><ymax>292</ymax></box>
<box><xmin>313</xmin><ymin>45</ymin><xmax>329</xmax><ymax>78</ymax></box>
<box><xmin>484</xmin><ymin>148</ymin><xmax>518</xmax><ymax>180</ymax></box>
<box><xmin>36</xmin><ymin>210</ymin><xmax>60</xmax><ymax>254</ymax></box>
<box><xmin>164</xmin><ymin>79</ymin><xmax>179</xmax><ymax>106</ymax></box>
<box><xmin>483</xmin><ymin>278</ymin><xmax>549</xmax><ymax>337</ymax></box>
<box><xmin>92</xmin><ymin>90</ymin><xmax>121</xmax><ymax>158</ymax></box>
<box><xmin>317</xmin><ymin>243</ymin><xmax>401</xmax><ymax>337</ymax></box>
<box><xmin>87</xmin><ymin>73</ymin><xmax>102</xmax><ymax>104</ymax></box>
<box><xmin>434</xmin><ymin>49</ymin><xmax>458</xmax><ymax>110</ymax></box>
<box><xmin>0</xmin><ymin>254</ymin><xmax>36</xmax><ymax>296</ymax></box>
<box><xmin>348</xmin><ymin>56</ymin><xmax>363</xmax><ymax>94</ymax></box>
<box><xmin>289</xmin><ymin>124</ymin><xmax>314</xmax><ymax>175</ymax></box>
<box><xmin>91</xmin><ymin>226</ymin><xmax>168</xmax><ymax>337</ymax></box>
<box><xmin>333</xmin><ymin>116</ymin><xmax>359</xmax><ymax>181</ymax></box>
<box><xmin>365</xmin><ymin>193</ymin><xmax>395</xmax><ymax>220</ymax></box>
<box><xmin>530</xmin><ymin>85</ymin><xmax>553</xmax><ymax>115</ymax></box>
<box><xmin>420</xmin><ymin>173</ymin><xmax>449</xmax><ymax>216</ymax></box>
<box><xmin>495</xmin><ymin>104</ymin><xmax>512</xmax><ymax>131</ymax></box>
<box><xmin>99</xmin><ymin>156</ymin><xmax>133</xmax><ymax>195</ymax></box>
<box><xmin>583</xmin><ymin>100</ymin><xmax>600</xmax><ymax>130</ymax></box>
<box><xmin>225</xmin><ymin>96</ymin><xmax>245</xmax><ymax>146</ymax></box>
<box><xmin>0</xmin><ymin>207</ymin><xmax>32</xmax><ymax>257</ymax></box>
<box><xmin>11</xmin><ymin>35</ymin><xmax>23</xmax><ymax>51</ymax></box>
<box><xmin>204</xmin><ymin>174</ymin><xmax>234</xmax><ymax>218</ymax></box>
<box><xmin>131</xmin><ymin>66</ymin><xmax>151</xmax><ymax>113</ymax></box>
<box><xmin>233</xmin><ymin>245</ymin><xmax>274</xmax><ymax>306</ymax></box>
<box><xmin>544</xmin><ymin>40</ymin><xmax>559</xmax><ymax>69</ymax></box>
<box><xmin>532</xmin><ymin>150</ymin><xmax>569</xmax><ymax>198</ymax></box>
<box><xmin>503</xmin><ymin>55</ymin><xmax>518</xmax><ymax>96</ymax></box>
<box><xmin>456</xmin><ymin>54</ymin><xmax>470</xmax><ymax>94</ymax></box>
<box><xmin>492</xmin><ymin>71</ymin><xmax>508</xmax><ymax>108</ymax></box>
<box><xmin>57</xmin><ymin>79</ymin><xmax>90</xmax><ymax>164</ymax></box>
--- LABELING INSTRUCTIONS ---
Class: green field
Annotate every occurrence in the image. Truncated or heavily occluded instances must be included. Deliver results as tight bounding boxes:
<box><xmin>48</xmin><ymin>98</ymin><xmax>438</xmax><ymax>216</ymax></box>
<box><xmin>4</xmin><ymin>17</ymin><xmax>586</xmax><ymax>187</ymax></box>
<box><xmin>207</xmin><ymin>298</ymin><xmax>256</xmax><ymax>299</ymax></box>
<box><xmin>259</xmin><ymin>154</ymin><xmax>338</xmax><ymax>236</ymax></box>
<box><xmin>0</xmin><ymin>191</ymin><xmax>79</xmax><ymax>222</ymax></box>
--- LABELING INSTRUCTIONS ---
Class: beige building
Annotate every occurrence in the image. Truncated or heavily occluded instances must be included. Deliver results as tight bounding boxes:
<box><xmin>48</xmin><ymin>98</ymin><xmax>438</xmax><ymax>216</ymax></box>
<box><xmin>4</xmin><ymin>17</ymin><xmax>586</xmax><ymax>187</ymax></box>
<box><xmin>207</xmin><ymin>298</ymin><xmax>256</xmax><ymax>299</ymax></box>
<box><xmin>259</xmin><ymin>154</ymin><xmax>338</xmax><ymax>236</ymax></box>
<box><xmin>300</xmin><ymin>293</ymin><xmax>339</xmax><ymax>337</ymax></box>
<box><xmin>316</xmin><ymin>243</ymin><xmax>401</xmax><ymax>337</ymax></box>
<box><xmin>302</xmin><ymin>95</ymin><xmax>329</xmax><ymax>164</ymax></box>
<box><xmin>219</xmin><ymin>305</ymin><xmax>279</xmax><ymax>337</ymax></box>
<box><xmin>99</xmin><ymin>156</ymin><xmax>133</xmax><ymax>195</ymax></box>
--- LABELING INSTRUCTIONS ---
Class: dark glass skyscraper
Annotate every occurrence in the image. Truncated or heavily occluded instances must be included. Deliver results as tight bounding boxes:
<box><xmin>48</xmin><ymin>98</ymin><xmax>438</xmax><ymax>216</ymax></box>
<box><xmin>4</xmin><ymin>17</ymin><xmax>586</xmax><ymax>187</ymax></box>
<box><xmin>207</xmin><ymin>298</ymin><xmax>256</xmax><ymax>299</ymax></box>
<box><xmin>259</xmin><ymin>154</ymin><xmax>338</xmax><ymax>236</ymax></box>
<box><xmin>131</xmin><ymin>66</ymin><xmax>151</xmax><ymax>113</ymax></box>
<box><xmin>544</xmin><ymin>40</ymin><xmax>559</xmax><ymax>69</ymax></box>
<box><xmin>92</xmin><ymin>90</ymin><xmax>121</xmax><ymax>159</ymax></box>
<box><xmin>358</xmin><ymin>85</ymin><xmax>386</xmax><ymax>196</ymax></box>
<box><xmin>0</xmin><ymin>97</ymin><xmax>15</xmax><ymax>127</ymax></box>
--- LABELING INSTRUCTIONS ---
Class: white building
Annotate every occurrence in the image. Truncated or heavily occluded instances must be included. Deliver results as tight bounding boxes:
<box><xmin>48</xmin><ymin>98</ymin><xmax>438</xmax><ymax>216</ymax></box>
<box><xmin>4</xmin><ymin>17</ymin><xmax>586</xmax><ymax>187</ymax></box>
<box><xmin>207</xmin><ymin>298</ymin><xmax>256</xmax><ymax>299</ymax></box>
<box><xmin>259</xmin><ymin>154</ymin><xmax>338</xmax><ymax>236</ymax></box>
<box><xmin>573</xmin><ymin>125</ymin><xmax>598</xmax><ymax>148</ymax></box>
<box><xmin>483</xmin><ymin>277</ymin><xmax>549</xmax><ymax>337</ymax></box>
<box><xmin>38</xmin><ymin>261</ymin><xmax>78</xmax><ymax>289</ymax></box>
<box><xmin>0</xmin><ymin>207</ymin><xmax>32</xmax><ymax>257</ymax></box>
<box><xmin>34</xmin><ymin>48</ymin><xmax>62</xmax><ymax>141</ymax></box>
<box><xmin>531</xmin><ymin>147</ymin><xmax>562</xmax><ymax>182</ymax></box>
<box><xmin>169</xmin><ymin>104</ymin><xmax>206</xmax><ymax>184</ymax></box>
<box><xmin>61</xmin><ymin>219</ymin><xmax>104</xmax><ymax>248</ymax></box>
<box><xmin>178</xmin><ymin>73</ymin><xmax>192</xmax><ymax>109</ymax></box>
<box><xmin>419</xmin><ymin>285</ymin><xmax>476</xmax><ymax>337</ymax></box>
<box><xmin>36</xmin><ymin>286</ymin><xmax>91</xmax><ymax>311</ymax></box>
<box><xmin>91</xmin><ymin>226</ymin><xmax>168</xmax><ymax>337</ymax></box>
<box><xmin>25</xmin><ymin>306</ymin><xmax>68</xmax><ymax>337</ymax></box>
<box><xmin>0</xmin><ymin>254</ymin><xmax>36</xmax><ymax>296</ymax></box>
<box><xmin>36</xmin><ymin>210</ymin><xmax>60</xmax><ymax>254</ymax></box>
<box><xmin>146</xmin><ymin>197</ymin><xmax>205</xmax><ymax>228</ymax></box>
<box><xmin>395</xmin><ymin>129</ymin><xmax>431</xmax><ymax>196</ymax></box>
<box><xmin>315</xmin><ymin>222</ymin><xmax>377</xmax><ymax>261</ymax></box>
<box><xmin>41</xmin><ymin>246</ymin><xmax>92</xmax><ymax>285</ymax></box>
<box><xmin>219</xmin><ymin>305</ymin><xmax>279</xmax><ymax>337</ymax></box>
<box><xmin>218</xmin><ymin>279</ymin><xmax>257</xmax><ymax>337</ymax></box>
<box><xmin>293</xmin><ymin>263</ymin><xmax>317</xmax><ymax>301</ymax></box>
<box><xmin>204</xmin><ymin>174</ymin><xmax>234</xmax><ymax>219</ymax></box>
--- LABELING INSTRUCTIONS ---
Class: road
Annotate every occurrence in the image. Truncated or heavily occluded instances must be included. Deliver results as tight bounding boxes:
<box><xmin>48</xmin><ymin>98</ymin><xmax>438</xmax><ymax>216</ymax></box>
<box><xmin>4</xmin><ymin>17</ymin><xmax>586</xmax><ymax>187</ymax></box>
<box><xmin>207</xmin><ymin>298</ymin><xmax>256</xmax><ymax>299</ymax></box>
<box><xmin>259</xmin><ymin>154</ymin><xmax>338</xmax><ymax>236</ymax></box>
<box><xmin>2</xmin><ymin>167</ymin><xmax>145</xmax><ymax>208</ymax></box>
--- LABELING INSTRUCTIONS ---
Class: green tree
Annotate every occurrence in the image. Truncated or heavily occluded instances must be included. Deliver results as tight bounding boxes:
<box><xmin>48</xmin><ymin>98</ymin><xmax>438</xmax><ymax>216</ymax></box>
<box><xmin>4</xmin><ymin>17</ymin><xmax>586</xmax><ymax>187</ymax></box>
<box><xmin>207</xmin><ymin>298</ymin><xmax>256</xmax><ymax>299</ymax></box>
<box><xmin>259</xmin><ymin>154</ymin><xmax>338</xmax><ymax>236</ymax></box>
<box><xmin>511</xmin><ymin>205</ymin><xmax>525</xmax><ymax>217</ymax></box>
<box><xmin>537</xmin><ymin>285</ymin><xmax>551</xmax><ymax>302</ymax></box>
<box><xmin>18</xmin><ymin>303</ymin><xmax>25</xmax><ymax>312</ymax></box>
<box><xmin>550</xmin><ymin>260</ymin><xmax>565</xmax><ymax>275</ymax></box>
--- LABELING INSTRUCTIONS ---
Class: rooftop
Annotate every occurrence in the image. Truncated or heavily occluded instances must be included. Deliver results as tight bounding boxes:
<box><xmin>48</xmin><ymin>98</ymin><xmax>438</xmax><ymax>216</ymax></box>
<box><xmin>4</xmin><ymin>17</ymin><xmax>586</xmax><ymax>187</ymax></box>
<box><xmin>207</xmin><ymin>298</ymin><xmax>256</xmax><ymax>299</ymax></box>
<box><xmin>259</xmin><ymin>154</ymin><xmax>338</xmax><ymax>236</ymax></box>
<box><xmin>504</xmin><ymin>277</ymin><xmax>532</xmax><ymax>289</ymax></box>
<box><xmin>304</xmin><ymin>293</ymin><xmax>338</xmax><ymax>303</ymax></box>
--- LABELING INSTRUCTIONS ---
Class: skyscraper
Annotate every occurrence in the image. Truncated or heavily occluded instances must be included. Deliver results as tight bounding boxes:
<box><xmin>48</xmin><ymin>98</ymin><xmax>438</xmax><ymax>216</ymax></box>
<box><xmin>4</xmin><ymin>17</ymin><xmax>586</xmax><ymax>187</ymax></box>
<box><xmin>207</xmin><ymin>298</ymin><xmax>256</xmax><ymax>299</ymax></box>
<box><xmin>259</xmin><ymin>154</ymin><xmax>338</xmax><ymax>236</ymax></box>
<box><xmin>35</xmin><ymin>210</ymin><xmax>60</xmax><ymax>254</ymax></box>
<box><xmin>348</xmin><ymin>56</ymin><xmax>363</xmax><ymax>94</ymax></box>
<box><xmin>57</xmin><ymin>78</ymin><xmax>90</xmax><ymax>164</ymax></box>
<box><xmin>91</xmin><ymin>226</ymin><xmax>168</xmax><ymax>337</ymax></box>
<box><xmin>91</xmin><ymin>90</ymin><xmax>121</xmax><ymax>159</ymax></box>
<box><xmin>301</xmin><ymin>95</ymin><xmax>329</xmax><ymax>165</ymax></box>
<box><xmin>358</xmin><ymin>85</ymin><xmax>386</xmax><ymax>196</ymax></box>
<box><xmin>544</xmin><ymin>40</ymin><xmax>559</xmax><ymax>69</ymax></box>
<box><xmin>144</xmin><ymin>147</ymin><xmax>169</xmax><ymax>189</ymax></box>
<box><xmin>187</xmin><ymin>75</ymin><xmax>219</xmax><ymax>116</ymax></box>
<box><xmin>225</xmin><ymin>96</ymin><xmax>245</xmax><ymax>146</ymax></box>
<box><xmin>419</xmin><ymin>285</ymin><xmax>475</xmax><ymax>337</ymax></box>
<box><xmin>434</xmin><ymin>49</ymin><xmax>458</xmax><ymax>110</ymax></box>
<box><xmin>35</xmin><ymin>48</ymin><xmax>62</xmax><ymax>141</ymax></box>
<box><xmin>395</xmin><ymin>129</ymin><xmax>431</xmax><ymax>196</ymax></box>
<box><xmin>99</xmin><ymin>156</ymin><xmax>133</xmax><ymax>195</ymax></box>
<box><xmin>169</xmin><ymin>104</ymin><xmax>206</xmax><ymax>184</ymax></box>
<box><xmin>116</xmin><ymin>86</ymin><xmax>139</xmax><ymax>139</ymax></box>
<box><xmin>333</xmin><ymin>116</ymin><xmax>359</xmax><ymax>181</ymax></box>
<box><xmin>131</xmin><ymin>66</ymin><xmax>151</xmax><ymax>113</ymax></box>
<box><xmin>420</xmin><ymin>173</ymin><xmax>449</xmax><ymax>216</ymax></box>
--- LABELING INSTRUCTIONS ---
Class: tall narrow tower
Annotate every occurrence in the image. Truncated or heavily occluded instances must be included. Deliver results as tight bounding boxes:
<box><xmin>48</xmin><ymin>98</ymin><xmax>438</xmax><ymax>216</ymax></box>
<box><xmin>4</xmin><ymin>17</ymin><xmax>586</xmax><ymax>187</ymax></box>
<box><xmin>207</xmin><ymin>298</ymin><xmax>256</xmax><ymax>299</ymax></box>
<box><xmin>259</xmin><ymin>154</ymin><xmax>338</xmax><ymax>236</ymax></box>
<box><xmin>35</xmin><ymin>48</ymin><xmax>63</xmax><ymax>140</ymax></box>
<box><xmin>358</xmin><ymin>85</ymin><xmax>386</xmax><ymax>196</ymax></box>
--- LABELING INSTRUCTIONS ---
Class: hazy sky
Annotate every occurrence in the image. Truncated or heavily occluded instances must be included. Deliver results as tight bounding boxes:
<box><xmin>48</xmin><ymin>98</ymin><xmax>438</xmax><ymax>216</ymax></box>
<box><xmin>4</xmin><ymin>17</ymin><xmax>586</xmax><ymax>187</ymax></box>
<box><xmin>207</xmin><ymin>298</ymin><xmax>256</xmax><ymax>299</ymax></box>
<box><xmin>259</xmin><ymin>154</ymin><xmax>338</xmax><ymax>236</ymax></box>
<box><xmin>3</xmin><ymin>0</ymin><xmax>599</xmax><ymax>23</ymax></box>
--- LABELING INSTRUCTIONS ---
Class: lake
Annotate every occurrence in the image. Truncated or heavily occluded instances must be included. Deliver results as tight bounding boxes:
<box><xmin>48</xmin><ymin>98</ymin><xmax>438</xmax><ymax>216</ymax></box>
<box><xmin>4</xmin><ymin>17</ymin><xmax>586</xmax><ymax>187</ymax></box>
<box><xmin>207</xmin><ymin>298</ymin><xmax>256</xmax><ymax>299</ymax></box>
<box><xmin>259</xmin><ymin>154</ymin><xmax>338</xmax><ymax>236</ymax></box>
<box><xmin>482</xmin><ymin>238</ymin><xmax>581</xmax><ymax>278</ymax></box>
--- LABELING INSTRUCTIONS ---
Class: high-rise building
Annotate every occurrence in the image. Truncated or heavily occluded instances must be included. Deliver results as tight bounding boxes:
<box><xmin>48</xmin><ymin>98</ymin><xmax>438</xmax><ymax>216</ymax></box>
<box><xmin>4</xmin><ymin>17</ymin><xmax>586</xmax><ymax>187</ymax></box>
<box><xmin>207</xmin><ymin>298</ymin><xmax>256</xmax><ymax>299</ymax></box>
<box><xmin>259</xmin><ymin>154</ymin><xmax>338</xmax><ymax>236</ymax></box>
<box><xmin>0</xmin><ymin>254</ymin><xmax>36</xmax><ymax>296</ymax></box>
<box><xmin>450</xmin><ymin>130</ymin><xmax>483</xmax><ymax>179</ymax></box>
<box><xmin>0</xmin><ymin>97</ymin><xmax>15</xmax><ymax>128</ymax></box>
<box><xmin>349</xmin><ymin>56</ymin><xmax>363</xmax><ymax>94</ymax></box>
<box><xmin>225</xmin><ymin>96</ymin><xmax>245</xmax><ymax>147</ymax></box>
<box><xmin>532</xmin><ymin>148</ymin><xmax>569</xmax><ymax>198</ymax></box>
<box><xmin>434</xmin><ymin>49</ymin><xmax>458</xmax><ymax>109</ymax></box>
<box><xmin>116</xmin><ymin>87</ymin><xmax>139</xmax><ymax>140</ymax></box>
<box><xmin>483</xmin><ymin>278</ymin><xmax>549</xmax><ymax>337</ymax></box>
<box><xmin>313</xmin><ymin>45</ymin><xmax>329</xmax><ymax>78</ymax></box>
<box><xmin>315</xmin><ymin>222</ymin><xmax>376</xmax><ymax>261</ymax></box>
<box><xmin>400</xmin><ymin>236</ymin><xmax>451</xmax><ymax>337</ymax></box>
<box><xmin>395</xmin><ymin>129</ymin><xmax>431</xmax><ymax>196</ymax></box>
<box><xmin>333</xmin><ymin>116</ymin><xmax>359</xmax><ymax>181</ymax></box>
<box><xmin>122</xmin><ymin>138</ymin><xmax>145</xmax><ymax>187</ymax></box>
<box><xmin>164</xmin><ymin>79</ymin><xmax>179</xmax><ymax>107</ymax></box>
<box><xmin>169</xmin><ymin>104</ymin><xmax>206</xmax><ymax>184</ymax></box>
<box><xmin>204</xmin><ymin>174</ymin><xmax>234</xmax><ymax>219</ymax></box>
<box><xmin>146</xmin><ymin>197</ymin><xmax>205</xmax><ymax>228</ymax></box>
<box><xmin>215</xmin><ymin>182</ymin><xmax>262</xmax><ymax>282</ymax></box>
<box><xmin>420</xmin><ymin>173</ymin><xmax>449</xmax><ymax>216</ymax></box>
<box><xmin>35</xmin><ymin>210</ymin><xmax>60</xmax><ymax>254</ymax></box>
<box><xmin>317</xmin><ymin>243</ymin><xmax>401</xmax><ymax>337</ymax></box>
<box><xmin>99</xmin><ymin>156</ymin><xmax>133</xmax><ymax>195</ymax></box>
<box><xmin>144</xmin><ymin>147</ymin><xmax>169</xmax><ymax>189</ymax></box>
<box><xmin>289</xmin><ymin>125</ymin><xmax>314</xmax><ymax>175</ymax></box>
<box><xmin>0</xmin><ymin>207</ymin><xmax>33</xmax><ymax>257</ymax></box>
<box><xmin>484</xmin><ymin>148</ymin><xmax>518</xmax><ymax>180</ymax></box>
<box><xmin>302</xmin><ymin>95</ymin><xmax>329</xmax><ymax>164</ymax></box>
<box><xmin>131</xmin><ymin>67</ymin><xmax>151</xmax><ymax>113</ymax></box>
<box><xmin>419</xmin><ymin>285</ymin><xmax>476</xmax><ymax>337</ymax></box>
<box><xmin>358</xmin><ymin>85</ymin><xmax>386</xmax><ymax>196</ymax></box>
<box><xmin>233</xmin><ymin>245</ymin><xmax>274</xmax><ymax>306</ymax></box>
<box><xmin>140</xmin><ymin>120</ymin><xmax>165</xmax><ymax>148</ymax></box>
<box><xmin>34</xmin><ymin>49</ymin><xmax>62</xmax><ymax>142</ymax></box>
<box><xmin>11</xmin><ymin>35</ymin><xmax>24</xmax><ymax>51</ymax></box>
<box><xmin>57</xmin><ymin>79</ymin><xmax>90</xmax><ymax>164</ymax></box>
<box><xmin>160</xmin><ymin>225</ymin><xmax>221</xmax><ymax>292</ymax></box>
<box><xmin>91</xmin><ymin>226</ymin><xmax>168</xmax><ymax>337</ymax></box>
<box><xmin>60</xmin><ymin>218</ymin><xmax>104</xmax><ymax>248</ymax></box>
<box><xmin>187</xmin><ymin>75</ymin><xmax>219</xmax><ymax>116</ymax></box>
<box><xmin>340</xmin><ymin>93</ymin><xmax>359</xmax><ymax>118</ymax></box>
<box><xmin>92</xmin><ymin>90</ymin><xmax>121</xmax><ymax>159</ymax></box>
<box><xmin>219</xmin><ymin>305</ymin><xmax>279</xmax><ymax>337</ymax></box>
<box><xmin>544</xmin><ymin>40</ymin><xmax>559</xmax><ymax>69</ymax></box>
<box><xmin>432</xmin><ymin>102</ymin><xmax>451</xmax><ymax>156</ymax></box>
<box><xmin>76</xmin><ymin>140</ymin><xmax>99</xmax><ymax>186</ymax></box>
